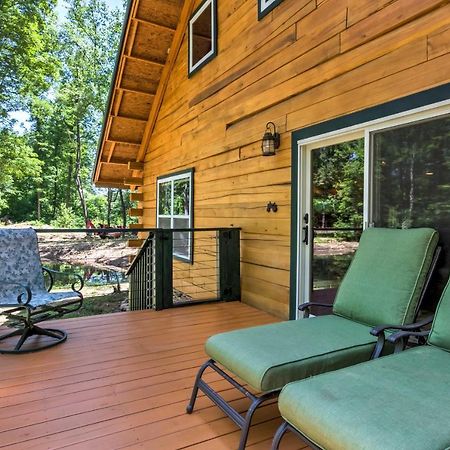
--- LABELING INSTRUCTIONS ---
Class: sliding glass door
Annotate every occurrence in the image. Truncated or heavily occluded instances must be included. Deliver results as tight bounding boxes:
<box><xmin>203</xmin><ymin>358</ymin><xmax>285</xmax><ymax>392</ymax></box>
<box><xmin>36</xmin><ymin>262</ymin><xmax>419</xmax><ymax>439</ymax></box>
<box><xmin>297</xmin><ymin>108</ymin><xmax>450</xmax><ymax>315</ymax></box>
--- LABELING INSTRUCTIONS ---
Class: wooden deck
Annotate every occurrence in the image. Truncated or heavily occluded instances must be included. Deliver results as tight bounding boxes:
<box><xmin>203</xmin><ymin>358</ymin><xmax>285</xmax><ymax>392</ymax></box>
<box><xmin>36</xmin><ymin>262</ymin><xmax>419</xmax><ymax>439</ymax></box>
<box><xmin>0</xmin><ymin>303</ymin><xmax>310</xmax><ymax>449</ymax></box>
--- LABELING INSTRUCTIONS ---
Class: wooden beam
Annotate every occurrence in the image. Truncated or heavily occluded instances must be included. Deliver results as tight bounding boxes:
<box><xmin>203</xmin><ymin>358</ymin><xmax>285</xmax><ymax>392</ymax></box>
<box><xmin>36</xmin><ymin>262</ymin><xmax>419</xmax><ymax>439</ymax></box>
<box><xmin>124</xmin><ymin>54</ymin><xmax>165</xmax><ymax>67</ymax></box>
<box><xmin>130</xmin><ymin>192</ymin><xmax>144</xmax><ymax>201</ymax></box>
<box><xmin>129</xmin><ymin>222</ymin><xmax>143</xmax><ymax>229</ymax></box>
<box><xmin>131</xmin><ymin>16</ymin><xmax>177</xmax><ymax>33</ymax></box>
<box><xmin>128</xmin><ymin>161</ymin><xmax>144</xmax><ymax>171</ymax></box>
<box><xmin>127</xmin><ymin>238</ymin><xmax>145</xmax><ymax>248</ymax></box>
<box><xmin>124</xmin><ymin>177</ymin><xmax>144</xmax><ymax>186</ymax></box>
<box><xmin>118</xmin><ymin>87</ymin><xmax>156</xmax><ymax>98</ymax></box>
<box><xmin>94</xmin><ymin>180</ymin><xmax>128</xmax><ymax>189</ymax></box>
<box><xmin>107</xmin><ymin>142</ymin><xmax>116</xmax><ymax>163</ymax></box>
<box><xmin>129</xmin><ymin>208</ymin><xmax>144</xmax><ymax>217</ymax></box>
<box><xmin>136</xmin><ymin>0</ymin><xmax>196</xmax><ymax>163</ymax></box>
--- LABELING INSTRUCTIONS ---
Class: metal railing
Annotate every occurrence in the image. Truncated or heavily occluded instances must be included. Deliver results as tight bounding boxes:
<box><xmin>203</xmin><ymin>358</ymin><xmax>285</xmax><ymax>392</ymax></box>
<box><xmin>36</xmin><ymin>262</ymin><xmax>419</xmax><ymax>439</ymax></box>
<box><xmin>126</xmin><ymin>228</ymin><xmax>241</xmax><ymax>311</ymax></box>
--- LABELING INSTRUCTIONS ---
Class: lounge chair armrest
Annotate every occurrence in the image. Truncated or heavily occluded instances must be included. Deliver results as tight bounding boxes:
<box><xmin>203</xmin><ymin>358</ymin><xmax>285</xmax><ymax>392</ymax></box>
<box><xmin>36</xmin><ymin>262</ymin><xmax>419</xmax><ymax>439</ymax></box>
<box><xmin>0</xmin><ymin>280</ymin><xmax>32</xmax><ymax>306</ymax></box>
<box><xmin>370</xmin><ymin>316</ymin><xmax>433</xmax><ymax>359</ymax></box>
<box><xmin>298</xmin><ymin>302</ymin><xmax>332</xmax><ymax>318</ymax></box>
<box><xmin>42</xmin><ymin>267</ymin><xmax>84</xmax><ymax>293</ymax></box>
<box><xmin>387</xmin><ymin>329</ymin><xmax>431</xmax><ymax>353</ymax></box>
<box><xmin>370</xmin><ymin>315</ymin><xmax>434</xmax><ymax>337</ymax></box>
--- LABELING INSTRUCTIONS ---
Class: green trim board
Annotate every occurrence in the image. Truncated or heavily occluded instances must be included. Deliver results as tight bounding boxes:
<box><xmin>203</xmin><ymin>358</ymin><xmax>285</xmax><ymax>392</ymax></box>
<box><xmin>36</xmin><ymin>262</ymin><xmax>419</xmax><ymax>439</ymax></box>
<box><xmin>289</xmin><ymin>83</ymin><xmax>450</xmax><ymax>320</ymax></box>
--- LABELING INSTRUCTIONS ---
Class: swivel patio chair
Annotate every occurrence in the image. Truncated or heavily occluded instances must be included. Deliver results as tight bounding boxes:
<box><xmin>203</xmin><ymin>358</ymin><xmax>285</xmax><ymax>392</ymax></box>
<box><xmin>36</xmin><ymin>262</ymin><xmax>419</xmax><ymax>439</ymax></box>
<box><xmin>272</xmin><ymin>268</ymin><xmax>450</xmax><ymax>450</ymax></box>
<box><xmin>0</xmin><ymin>228</ymin><xmax>83</xmax><ymax>354</ymax></box>
<box><xmin>186</xmin><ymin>227</ymin><xmax>439</xmax><ymax>449</ymax></box>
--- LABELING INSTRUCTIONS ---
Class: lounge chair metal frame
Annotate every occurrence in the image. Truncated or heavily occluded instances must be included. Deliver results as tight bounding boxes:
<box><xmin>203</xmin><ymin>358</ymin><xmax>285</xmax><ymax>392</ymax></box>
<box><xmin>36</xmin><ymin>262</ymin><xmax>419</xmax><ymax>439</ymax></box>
<box><xmin>270</xmin><ymin>317</ymin><xmax>435</xmax><ymax>450</ymax></box>
<box><xmin>186</xmin><ymin>245</ymin><xmax>440</xmax><ymax>450</ymax></box>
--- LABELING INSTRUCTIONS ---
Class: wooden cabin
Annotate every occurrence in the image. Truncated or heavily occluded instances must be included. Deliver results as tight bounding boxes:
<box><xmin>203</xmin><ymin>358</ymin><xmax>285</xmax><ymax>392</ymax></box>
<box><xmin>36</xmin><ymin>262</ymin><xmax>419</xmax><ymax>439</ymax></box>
<box><xmin>94</xmin><ymin>0</ymin><xmax>450</xmax><ymax>319</ymax></box>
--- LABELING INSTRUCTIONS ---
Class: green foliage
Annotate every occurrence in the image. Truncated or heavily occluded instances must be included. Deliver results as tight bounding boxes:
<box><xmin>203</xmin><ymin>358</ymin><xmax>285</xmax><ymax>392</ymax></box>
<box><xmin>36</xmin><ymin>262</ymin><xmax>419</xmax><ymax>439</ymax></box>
<box><xmin>51</xmin><ymin>204</ymin><xmax>81</xmax><ymax>228</ymax></box>
<box><xmin>0</xmin><ymin>0</ymin><xmax>127</xmax><ymax>226</ymax></box>
<box><xmin>0</xmin><ymin>0</ymin><xmax>59</xmax><ymax>120</ymax></box>
<box><xmin>0</xmin><ymin>129</ymin><xmax>42</xmax><ymax>214</ymax></box>
<box><xmin>312</xmin><ymin>139</ymin><xmax>364</xmax><ymax>230</ymax></box>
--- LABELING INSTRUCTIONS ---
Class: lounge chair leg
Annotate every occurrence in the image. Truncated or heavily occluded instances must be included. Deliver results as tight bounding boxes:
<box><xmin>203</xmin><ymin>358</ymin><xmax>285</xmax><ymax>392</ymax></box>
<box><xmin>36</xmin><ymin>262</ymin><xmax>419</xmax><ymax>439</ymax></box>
<box><xmin>272</xmin><ymin>421</ymin><xmax>289</xmax><ymax>450</ymax></box>
<box><xmin>186</xmin><ymin>359</ymin><xmax>214</xmax><ymax>414</ymax></box>
<box><xmin>238</xmin><ymin>392</ymin><xmax>275</xmax><ymax>450</ymax></box>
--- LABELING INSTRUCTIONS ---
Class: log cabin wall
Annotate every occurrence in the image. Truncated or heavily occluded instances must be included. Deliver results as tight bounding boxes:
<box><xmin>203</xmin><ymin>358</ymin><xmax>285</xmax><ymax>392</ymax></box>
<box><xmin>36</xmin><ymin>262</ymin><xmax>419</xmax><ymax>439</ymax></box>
<box><xmin>138</xmin><ymin>0</ymin><xmax>450</xmax><ymax>318</ymax></box>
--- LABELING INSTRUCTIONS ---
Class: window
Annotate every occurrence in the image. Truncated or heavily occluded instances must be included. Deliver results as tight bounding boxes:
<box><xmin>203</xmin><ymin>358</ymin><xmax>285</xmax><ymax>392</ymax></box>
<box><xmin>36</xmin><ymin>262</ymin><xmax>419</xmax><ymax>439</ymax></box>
<box><xmin>188</xmin><ymin>0</ymin><xmax>217</xmax><ymax>76</ymax></box>
<box><xmin>157</xmin><ymin>169</ymin><xmax>193</xmax><ymax>262</ymax></box>
<box><xmin>258</xmin><ymin>0</ymin><xmax>284</xmax><ymax>19</ymax></box>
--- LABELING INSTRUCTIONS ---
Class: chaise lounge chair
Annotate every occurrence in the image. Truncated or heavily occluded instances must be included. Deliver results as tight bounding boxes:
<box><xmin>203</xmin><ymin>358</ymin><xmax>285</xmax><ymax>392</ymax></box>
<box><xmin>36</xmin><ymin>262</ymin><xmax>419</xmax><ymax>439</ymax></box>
<box><xmin>0</xmin><ymin>228</ymin><xmax>83</xmax><ymax>354</ymax></box>
<box><xmin>186</xmin><ymin>227</ymin><xmax>439</xmax><ymax>449</ymax></box>
<box><xmin>272</xmin><ymin>269</ymin><xmax>450</xmax><ymax>450</ymax></box>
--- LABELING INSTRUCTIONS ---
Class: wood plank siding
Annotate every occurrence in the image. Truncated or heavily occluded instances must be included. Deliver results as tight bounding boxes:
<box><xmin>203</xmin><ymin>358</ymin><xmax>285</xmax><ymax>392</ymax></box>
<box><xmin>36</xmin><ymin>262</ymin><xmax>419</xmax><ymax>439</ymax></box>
<box><xmin>95</xmin><ymin>0</ymin><xmax>450</xmax><ymax>318</ymax></box>
<box><xmin>0</xmin><ymin>303</ymin><xmax>310</xmax><ymax>449</ymax></box>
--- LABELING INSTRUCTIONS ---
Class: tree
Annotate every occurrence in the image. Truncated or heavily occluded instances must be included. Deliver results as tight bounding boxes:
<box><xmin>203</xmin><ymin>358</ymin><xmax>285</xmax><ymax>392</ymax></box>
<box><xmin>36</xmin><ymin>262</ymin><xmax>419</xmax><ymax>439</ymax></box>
<box><xmin>312</xmin><ymin>139</ymin><xmax>364</xmax><ymax>229</ymax></box>
<box><xmin>0</xmin><ymin>129</ymin><xmax>42</xmax><ymax>218</ymax></box>
<box><xmin>0</xmin><ymin>0</ymin><xmax>59</xmax><ymax>121</ymax></box>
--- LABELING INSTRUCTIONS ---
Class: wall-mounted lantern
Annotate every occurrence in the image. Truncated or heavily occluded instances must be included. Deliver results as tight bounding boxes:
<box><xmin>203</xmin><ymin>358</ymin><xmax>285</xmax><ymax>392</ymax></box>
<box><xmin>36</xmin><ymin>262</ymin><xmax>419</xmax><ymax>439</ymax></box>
<box><xmin>261</xmin><ymin>122</ymin><xmax>280</xmax><ymax>156</ymax></box>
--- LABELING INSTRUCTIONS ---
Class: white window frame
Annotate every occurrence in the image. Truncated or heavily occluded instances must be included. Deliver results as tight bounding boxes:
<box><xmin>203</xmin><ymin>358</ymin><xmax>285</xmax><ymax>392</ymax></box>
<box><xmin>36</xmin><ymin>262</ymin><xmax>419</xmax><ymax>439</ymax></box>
<box><xmin>258</xmin><ymin>0</ymin><xmax>284</xmax><ymax>19</ymax></box>
<box><xmin>294</xmin><ymin>99</ymin><xmax>450</xmax><ymax>317</ymax></box>
<box><xmin>188</xmin><ymin>0</ymin><xmax>217</xmax><ymax>76</ymax></box>
<box><xmin>156</xmin><ymin>170</ymin><xmax>193</xmax><ymax>262</ymax></box>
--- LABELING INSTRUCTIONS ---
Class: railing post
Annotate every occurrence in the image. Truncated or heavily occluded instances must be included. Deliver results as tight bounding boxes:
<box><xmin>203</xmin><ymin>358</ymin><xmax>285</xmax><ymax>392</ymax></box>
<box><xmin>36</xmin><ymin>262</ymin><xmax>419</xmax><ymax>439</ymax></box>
<box><xmin>154</xmin><ymin>229</ymin><xmax>173</xmax><ymax>310</ymax></box>
<box><xmin>218</xmin><ymin>229</ymin><xmax>241</xmax><ymax>301</ymax></box>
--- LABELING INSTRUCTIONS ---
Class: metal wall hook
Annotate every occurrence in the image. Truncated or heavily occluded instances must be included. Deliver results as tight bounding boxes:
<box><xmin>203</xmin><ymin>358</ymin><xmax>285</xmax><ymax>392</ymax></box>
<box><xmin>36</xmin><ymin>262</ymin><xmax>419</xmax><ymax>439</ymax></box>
<box><xmin>266</xmin><ymin>202</ymin><xmax>278</xmax><ymax>212</ymax></box>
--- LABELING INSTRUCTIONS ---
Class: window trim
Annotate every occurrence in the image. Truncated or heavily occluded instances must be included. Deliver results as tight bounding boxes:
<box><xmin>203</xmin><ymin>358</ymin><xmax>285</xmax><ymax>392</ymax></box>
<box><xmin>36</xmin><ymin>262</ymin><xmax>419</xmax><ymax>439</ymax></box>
<box><xmin>258</xmin><ymin>0</ymin><xmax>284</xmax><ymax>20</ymax></box>
<box><xmin>188</xmin><ymin>0</ymin><xmax>218</xmax><ymax>77</ymax></box>
<box><xmin>156</xmin><ymin>168</ymin><xmax>194</xmax><ymax>263</ymax></box>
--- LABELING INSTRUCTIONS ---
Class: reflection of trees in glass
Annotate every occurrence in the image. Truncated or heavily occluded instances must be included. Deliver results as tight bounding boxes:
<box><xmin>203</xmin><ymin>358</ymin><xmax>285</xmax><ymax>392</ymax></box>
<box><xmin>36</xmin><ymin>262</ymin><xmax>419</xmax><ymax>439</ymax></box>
<box><xmin>158</xmin><ymin>182</ymin><xmax>171</xmax><ymax>215</ymax></box>
<box><xmin>312</xmin><ymin>139</ymin><xmax>364</xmax><ymax>229</ymax></box>
<box><xmin>173</xmin><ymin>179</ymin><xmax>190</xmax><ymax>216</ymax></box>
<box><xmin>373</xmin><ymin>115</ymin><xmax>450</xmax><ymax>229</ymax></box>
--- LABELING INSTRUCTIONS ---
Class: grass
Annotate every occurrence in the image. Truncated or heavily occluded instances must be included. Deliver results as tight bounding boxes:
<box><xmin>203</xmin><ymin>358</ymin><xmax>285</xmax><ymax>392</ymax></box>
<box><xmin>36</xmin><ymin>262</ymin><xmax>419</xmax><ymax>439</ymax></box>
<box><xmin>63</xmin><ymin>291</ymin><xmax>128</xmax><ymax>319</ymax></box>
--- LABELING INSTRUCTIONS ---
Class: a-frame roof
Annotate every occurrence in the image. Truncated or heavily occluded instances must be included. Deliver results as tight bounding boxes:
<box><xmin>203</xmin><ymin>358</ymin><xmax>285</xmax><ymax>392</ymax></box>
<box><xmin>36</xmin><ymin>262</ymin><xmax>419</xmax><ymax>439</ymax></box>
<box><xmin>93</xmin><ymin>0</ymin><xmax>193</xmax><ymax>189</ymax></box>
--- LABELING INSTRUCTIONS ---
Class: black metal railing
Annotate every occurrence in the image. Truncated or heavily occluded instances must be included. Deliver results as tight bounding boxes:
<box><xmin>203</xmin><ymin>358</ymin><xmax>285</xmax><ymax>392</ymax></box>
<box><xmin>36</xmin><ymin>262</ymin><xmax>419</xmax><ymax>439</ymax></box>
<box><xmin>126</xmin><ymin>228</ymin><xmax>241</xmax><ymax>311</ymax></box>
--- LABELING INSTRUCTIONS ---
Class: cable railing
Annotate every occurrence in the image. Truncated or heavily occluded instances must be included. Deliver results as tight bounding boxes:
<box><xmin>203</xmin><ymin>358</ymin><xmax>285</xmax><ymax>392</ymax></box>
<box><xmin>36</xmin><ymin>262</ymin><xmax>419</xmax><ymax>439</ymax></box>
<box><xmin>126</xmin><ymin>228</ymin><xmax>241</xmax><ymax>311</ymax></box>
<box><xmin>127</xmin><ymin>228</ymin><xmax>240</xmax><ymax>310</ymax></box>
<box><xmin>32</xmin><ymin>227</ymin><xmax>241</xmax><ymax>313</ymax></box>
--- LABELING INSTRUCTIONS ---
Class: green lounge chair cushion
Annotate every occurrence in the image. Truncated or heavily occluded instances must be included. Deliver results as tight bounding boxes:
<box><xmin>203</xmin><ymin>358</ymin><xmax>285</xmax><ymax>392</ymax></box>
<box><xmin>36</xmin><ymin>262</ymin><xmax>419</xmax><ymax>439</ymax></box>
<box><xmin>429</xmin><ymin>279</ymin><xmax>450</xmax><ymax>351</ymax></box>
<box><xmin>278</xmin><ymin>346</ymin><xmax>450</xmax><ymax>450</ymax></box>
<box><xmin>333</xmin><ymin>227</ymin><xmax>438</xmax><ymax>327</ymax></box>
<box><xmin>205</xmin><ymin>315</ymin><xmax>377</xmax><ymax>392</ymax></box>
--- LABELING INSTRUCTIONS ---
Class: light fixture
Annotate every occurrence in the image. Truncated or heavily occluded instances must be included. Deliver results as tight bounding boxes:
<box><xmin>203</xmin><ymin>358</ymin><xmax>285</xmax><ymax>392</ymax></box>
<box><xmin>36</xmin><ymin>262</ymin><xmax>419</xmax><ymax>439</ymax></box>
<box><xmin>261</xmin><ymin>122</ymin><xmax>280</xmax><ymax>156</ymax></box>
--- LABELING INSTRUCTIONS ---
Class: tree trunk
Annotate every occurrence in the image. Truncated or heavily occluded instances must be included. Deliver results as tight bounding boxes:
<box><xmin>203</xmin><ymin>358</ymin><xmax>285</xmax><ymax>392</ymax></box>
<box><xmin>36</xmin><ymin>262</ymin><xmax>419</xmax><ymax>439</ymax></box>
<box><xmin>74</xmin><ymin>122</ymin><xmax>89</xmax><ymax>225</ymax></box>
<box><xmin>66</xmin><ymin>155</ymin><xmax>73</xmax><ymax>208</ymax></box>
<box><xmin>36</xmin><ymin>188</ymin><xmax>41</xmax><ymax>221</ymax></box>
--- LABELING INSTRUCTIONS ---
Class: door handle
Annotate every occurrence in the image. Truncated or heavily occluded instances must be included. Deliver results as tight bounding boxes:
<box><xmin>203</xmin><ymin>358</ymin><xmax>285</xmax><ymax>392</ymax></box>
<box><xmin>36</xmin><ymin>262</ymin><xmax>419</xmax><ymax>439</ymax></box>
<box><xmin>302</xmin><ymin>224</ymin><xmax>309</xmax><ymax>244</ymax></box>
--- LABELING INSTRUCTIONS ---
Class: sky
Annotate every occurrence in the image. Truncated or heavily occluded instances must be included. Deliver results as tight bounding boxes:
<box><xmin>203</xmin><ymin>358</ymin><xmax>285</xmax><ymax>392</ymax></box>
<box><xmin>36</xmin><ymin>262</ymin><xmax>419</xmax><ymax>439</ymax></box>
<box><xmin>10</xmin><ymin>0</ymin><xmax>125</xmax><ymax>133</ymax></box>
<box><xmin>56</xmin><ymin>0</ymin><xmax>125</xmax><ymax>23</ymax></box>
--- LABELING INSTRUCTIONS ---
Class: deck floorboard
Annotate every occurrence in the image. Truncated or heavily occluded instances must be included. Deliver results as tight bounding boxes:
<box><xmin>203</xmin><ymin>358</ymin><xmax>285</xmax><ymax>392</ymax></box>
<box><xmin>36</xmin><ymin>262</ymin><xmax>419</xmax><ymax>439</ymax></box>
<box><xmin>0</xmin><ymin>302</ymin><xmax>310</xmax><ymax>449</ymax></box>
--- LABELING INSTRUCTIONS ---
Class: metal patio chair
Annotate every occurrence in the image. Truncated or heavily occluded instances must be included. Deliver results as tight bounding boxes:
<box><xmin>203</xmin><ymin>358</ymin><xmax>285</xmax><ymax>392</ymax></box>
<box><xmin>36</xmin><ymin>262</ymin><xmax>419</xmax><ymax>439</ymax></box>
<box><xmin>186</xmin><ymin>227</ymin><xmax>440</xmax><ymax>449</ymax></box>
<box><xmin>272</xmin><ymin>269</ymin><xmax>450</xmax><ymax>450</ymax></box>
<box><xmin>0</xmin><ymin>228</ymin><xmax>83</xmax><ymax>354</ymax></box>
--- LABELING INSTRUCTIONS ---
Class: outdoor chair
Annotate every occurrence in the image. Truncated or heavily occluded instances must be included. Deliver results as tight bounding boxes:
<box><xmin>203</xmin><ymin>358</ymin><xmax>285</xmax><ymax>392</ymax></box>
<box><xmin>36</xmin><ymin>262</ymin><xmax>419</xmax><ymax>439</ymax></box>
<box><xmin>186</xmin><ymin>227</ymin><xmax>439</xmax><ymax>450</ymax></box>
<box><xmin>0</xmin><ymin>228</ymin><xmax>83</xmax><ymax>354</ymax></box>
<box><xmin>272</xmin><ymin>269</ymin><xmax>450</xmax><ymax>450</ymax></box>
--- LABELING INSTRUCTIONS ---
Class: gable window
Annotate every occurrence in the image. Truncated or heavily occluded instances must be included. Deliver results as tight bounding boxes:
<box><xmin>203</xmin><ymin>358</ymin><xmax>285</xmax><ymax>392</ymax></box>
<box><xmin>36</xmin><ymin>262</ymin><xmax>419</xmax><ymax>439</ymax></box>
<box><xmin>258</xmin><ymin>0</ymin><xmax>284</xmax><ymax>19</ymax></box>
<box><xmin>157</xmin><ymin>169</ymin><xmax>194</xmax><ymax>262</ymax></box>
<box><xmin>188</xmin><ymin>0</ymin><xmax>217</xmax><ymax>76</ymax></box>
